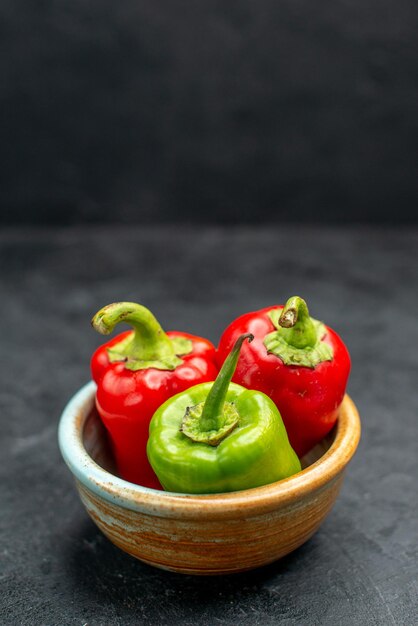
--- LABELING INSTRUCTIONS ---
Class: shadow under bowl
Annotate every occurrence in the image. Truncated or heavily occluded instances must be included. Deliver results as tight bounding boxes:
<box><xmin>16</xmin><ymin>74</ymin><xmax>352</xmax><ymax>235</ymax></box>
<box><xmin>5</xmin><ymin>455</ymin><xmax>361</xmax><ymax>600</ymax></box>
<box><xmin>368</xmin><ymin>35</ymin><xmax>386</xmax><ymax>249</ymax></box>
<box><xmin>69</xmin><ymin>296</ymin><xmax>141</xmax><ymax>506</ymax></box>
<box><xmin>58</xmin><ymin>382</ymin><xmax>361</xmax><ymax>575</ymax></box>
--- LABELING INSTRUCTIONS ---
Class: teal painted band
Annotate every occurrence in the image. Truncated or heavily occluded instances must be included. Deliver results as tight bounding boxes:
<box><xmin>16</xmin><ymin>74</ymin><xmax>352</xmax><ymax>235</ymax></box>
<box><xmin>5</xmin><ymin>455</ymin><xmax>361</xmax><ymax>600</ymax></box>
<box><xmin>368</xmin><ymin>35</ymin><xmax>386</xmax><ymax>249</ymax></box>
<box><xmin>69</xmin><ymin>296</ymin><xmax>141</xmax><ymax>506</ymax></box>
<box><xmin>58</xmin><ymin>381</ymin><xmax>171</xmax><ymax>511</ymax></box>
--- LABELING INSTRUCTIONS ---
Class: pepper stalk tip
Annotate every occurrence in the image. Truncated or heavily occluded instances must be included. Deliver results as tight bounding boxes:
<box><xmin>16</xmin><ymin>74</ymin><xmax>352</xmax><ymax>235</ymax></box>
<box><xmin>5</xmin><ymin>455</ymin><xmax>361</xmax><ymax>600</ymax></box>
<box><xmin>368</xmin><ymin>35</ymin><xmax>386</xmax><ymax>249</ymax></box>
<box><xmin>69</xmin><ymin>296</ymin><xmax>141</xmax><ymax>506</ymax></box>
<box><xmin>279</xmin><ymin>308</ymin><xmax>298</xmax><ymax>328</ymax></box>
<box><xmin>91</xmin><ymin>311</ymin><xmax>112</xmax><ymax>335</ymax></box>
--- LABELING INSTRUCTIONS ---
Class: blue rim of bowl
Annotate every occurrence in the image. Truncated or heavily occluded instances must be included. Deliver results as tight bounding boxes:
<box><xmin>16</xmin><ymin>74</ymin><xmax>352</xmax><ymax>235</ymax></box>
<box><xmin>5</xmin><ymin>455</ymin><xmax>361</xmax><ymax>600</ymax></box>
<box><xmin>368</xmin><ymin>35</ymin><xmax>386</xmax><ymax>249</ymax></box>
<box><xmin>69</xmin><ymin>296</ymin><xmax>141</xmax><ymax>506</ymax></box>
<box><xmin>58</xmin><ymin>381</ymin><xmax>361</xmax><ymax>519</ymax></box>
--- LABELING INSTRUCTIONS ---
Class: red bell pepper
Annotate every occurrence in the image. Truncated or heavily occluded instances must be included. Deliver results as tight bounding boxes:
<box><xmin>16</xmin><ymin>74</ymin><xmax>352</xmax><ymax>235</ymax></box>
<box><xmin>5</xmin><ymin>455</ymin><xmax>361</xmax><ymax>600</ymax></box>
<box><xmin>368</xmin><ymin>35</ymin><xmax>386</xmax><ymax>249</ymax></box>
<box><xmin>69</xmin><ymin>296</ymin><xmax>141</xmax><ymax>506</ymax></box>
<box><xmin>216</xmin><ymin>296</ymin><xmax>350</xmax><ymax>457</ymax></box>
<box><xmin>91</xmin><ymin>302</ymin><xmax>219</xmax><ymax>488</ymax></box>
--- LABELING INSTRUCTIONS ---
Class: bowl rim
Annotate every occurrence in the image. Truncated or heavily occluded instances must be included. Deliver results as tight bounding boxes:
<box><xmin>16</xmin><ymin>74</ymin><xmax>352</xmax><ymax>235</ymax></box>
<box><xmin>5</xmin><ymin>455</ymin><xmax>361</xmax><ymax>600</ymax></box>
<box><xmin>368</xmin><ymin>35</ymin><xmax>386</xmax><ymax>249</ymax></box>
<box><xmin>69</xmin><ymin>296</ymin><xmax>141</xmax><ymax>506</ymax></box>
<box><xmin>58</xmin><ymin>381</ymin><xmax>361</xmax><ymax>519</ymax></box>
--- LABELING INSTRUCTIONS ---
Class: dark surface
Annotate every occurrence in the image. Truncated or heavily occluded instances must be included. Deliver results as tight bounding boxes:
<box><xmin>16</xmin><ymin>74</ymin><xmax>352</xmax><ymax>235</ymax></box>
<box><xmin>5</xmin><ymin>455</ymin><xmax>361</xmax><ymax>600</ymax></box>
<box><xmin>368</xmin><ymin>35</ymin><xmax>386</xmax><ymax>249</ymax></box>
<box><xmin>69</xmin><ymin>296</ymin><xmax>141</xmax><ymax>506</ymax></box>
<box><xmin>1</xmin><ymin>225</ymin><xmax>417</xmax><ymax>625</ymax></box>
<box><xmin>2</xmin><ymin>1</ymin><xmax>418</xmax><ymax>225</ymax></box>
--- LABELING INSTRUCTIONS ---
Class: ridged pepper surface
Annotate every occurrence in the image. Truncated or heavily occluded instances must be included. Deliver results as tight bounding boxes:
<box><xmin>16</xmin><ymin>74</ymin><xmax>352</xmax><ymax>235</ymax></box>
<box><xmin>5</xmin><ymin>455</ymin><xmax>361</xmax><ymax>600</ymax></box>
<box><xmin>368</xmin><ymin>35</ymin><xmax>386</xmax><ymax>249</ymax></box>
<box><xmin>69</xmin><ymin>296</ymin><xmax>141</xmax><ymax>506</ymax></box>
<box><xmin>147</xmin><ymin>334</ymin><xmax>301</xmax><ymax>494</ymax></box>
<box><xmin>216</xmin><ymin>296</ymin><xmax>351</xmax><ymax>457</ymax></box>
<box><xmin>91</xmin><ymin>302</ymin><xmax>218</xmax><ymax>488</ymax></box>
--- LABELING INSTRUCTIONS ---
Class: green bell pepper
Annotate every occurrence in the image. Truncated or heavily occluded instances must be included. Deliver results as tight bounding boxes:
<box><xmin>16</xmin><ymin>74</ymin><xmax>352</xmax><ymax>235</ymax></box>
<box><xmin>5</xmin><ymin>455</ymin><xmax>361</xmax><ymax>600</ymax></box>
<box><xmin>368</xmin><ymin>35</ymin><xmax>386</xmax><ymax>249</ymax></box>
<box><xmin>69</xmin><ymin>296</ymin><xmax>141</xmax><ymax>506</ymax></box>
<box><xmin>147</xmin><ymin>333</ymin><xmax>301</xmax><ymax>494</ymax></box>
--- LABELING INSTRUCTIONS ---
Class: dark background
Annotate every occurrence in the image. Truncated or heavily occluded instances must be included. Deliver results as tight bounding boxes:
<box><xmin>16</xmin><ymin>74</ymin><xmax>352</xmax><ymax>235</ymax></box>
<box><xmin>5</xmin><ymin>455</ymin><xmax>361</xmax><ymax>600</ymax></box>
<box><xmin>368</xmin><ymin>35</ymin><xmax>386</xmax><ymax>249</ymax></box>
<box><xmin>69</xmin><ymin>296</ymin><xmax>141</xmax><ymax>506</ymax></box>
<box><xmin>1</xmin><ymin>0</ymin><xmax>418</xmax><ymax>226</ymax></box>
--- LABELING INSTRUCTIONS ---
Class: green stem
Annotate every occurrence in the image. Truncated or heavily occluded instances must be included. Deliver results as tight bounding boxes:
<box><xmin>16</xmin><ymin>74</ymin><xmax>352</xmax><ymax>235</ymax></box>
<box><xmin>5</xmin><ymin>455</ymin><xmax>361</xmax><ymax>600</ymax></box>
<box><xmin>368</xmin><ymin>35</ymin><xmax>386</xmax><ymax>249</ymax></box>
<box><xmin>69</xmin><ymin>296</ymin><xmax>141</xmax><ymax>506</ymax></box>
<box><xmin>199</xmin><ymin>333</ymin><xmax>253</xmax><ymax>432</ymax></box>
<box><xmin>91</xmin><ymin>302</ymin><xmax>192</xmax><ymax>371</ymax></box>
<box><xmin>278</xmin><ymin>296</ymin><xmax>317</xmax><ymax>349</ymax></box>
<box><xmin>264</xmin><ymin>296</ymin><xmax>333</xmax><ymax>367</ymax></box>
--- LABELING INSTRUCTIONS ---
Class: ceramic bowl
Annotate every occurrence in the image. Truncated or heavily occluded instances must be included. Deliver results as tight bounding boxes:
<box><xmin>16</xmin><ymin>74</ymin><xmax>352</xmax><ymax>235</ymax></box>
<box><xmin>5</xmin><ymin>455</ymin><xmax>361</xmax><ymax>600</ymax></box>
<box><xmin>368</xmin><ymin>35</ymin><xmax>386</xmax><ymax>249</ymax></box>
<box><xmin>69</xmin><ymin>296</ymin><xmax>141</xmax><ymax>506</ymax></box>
<box><xmin>58</xmin><ymin>382</ymin><xmax>360</xmax><ymax>575</ymax></box>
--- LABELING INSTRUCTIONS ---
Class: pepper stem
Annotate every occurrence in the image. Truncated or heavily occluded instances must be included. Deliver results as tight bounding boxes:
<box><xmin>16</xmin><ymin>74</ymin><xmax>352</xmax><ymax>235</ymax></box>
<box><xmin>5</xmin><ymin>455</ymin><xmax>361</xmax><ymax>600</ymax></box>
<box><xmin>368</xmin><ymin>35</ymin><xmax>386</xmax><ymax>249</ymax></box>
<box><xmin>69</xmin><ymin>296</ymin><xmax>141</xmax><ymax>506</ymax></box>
<box><xmin>180</xmin><ymin>333</ymin><xmax>253</xmax><ymax>446</ymax></box>
<box><xmin>263</xmin><ymin>295</ymin><xmax>334</xmax><ymax>367</ymax></box>
<box><xmin>278</xmin><ymin>296</ymin><xmax>317</xmax><ymax>349</ymax></box>
<box><xmin>91</xmin><ymin>302</ymin><xmax>192</xmax><ymax>371</ymax></box>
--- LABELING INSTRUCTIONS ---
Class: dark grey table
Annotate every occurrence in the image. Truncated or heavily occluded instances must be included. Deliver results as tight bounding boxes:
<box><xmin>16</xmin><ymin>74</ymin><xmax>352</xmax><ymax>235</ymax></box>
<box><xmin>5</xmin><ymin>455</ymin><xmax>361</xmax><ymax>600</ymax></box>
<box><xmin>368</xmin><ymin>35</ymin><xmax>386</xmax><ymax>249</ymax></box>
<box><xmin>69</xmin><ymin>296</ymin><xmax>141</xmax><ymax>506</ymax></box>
<box><xmin>1</xmin><ymin>226</ymin><xmax>417</xmax><ymax>625</ymax></box>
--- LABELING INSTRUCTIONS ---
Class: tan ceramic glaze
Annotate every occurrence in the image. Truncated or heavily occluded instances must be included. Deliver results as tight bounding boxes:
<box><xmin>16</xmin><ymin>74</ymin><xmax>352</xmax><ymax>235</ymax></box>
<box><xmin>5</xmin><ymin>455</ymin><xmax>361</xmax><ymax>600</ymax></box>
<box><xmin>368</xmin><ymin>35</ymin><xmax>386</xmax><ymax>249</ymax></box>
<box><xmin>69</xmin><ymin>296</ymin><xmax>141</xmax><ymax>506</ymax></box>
<box><xmin>59</xmin><ymin>382</ymin><xmax>361</xmax><ymax>575</ymax></box>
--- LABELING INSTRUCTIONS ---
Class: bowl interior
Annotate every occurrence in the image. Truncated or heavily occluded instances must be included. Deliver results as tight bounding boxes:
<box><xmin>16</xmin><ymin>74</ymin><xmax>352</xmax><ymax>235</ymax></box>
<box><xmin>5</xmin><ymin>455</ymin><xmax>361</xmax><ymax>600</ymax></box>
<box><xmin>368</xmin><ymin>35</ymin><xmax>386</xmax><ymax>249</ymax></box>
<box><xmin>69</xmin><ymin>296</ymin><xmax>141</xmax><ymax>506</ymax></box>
<box><xmin>82</xmin><ymin>405</ymin><xmax>337</xmax><ymax>484</ymax></box>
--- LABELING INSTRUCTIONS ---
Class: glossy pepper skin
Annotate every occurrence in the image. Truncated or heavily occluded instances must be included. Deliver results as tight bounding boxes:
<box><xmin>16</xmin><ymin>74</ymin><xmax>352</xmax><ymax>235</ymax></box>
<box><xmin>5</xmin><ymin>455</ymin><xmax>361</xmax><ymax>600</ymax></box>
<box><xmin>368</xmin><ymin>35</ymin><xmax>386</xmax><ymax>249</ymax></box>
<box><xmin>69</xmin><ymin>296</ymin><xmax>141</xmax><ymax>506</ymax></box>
<box><xmin>216</xmin><ymin>297</ymin><xmax>351</xmax><ymax>458</ymax></box>
<box><xmin>91</xmin><ymin>302</ymin><xmax>219</xmax><ymax>489</ymax></box>
<box><xmin>147</xmin><ymin>334</ymin><xmax>301</xmax><ymax>494</ymax></box>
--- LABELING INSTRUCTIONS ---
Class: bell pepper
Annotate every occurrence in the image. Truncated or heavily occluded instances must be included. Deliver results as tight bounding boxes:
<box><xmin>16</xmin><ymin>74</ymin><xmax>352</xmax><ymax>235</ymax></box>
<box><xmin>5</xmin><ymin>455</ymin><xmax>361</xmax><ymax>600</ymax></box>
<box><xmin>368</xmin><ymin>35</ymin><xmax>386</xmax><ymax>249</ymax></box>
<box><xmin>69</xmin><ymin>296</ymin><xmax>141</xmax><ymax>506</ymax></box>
<box><xmin>216</xmin><ymin>296</ymin><xmax>351</xmax><ymax>457</ymax></box>
<box><xmin>91</xmin><ymin>302</ymin><xmax>219</xmax><ymax>489</ymax></box>
<box><xmin>147</xmin><ymin>333</ymin><xmax>301</xmax><ymax>494</ymax></box>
